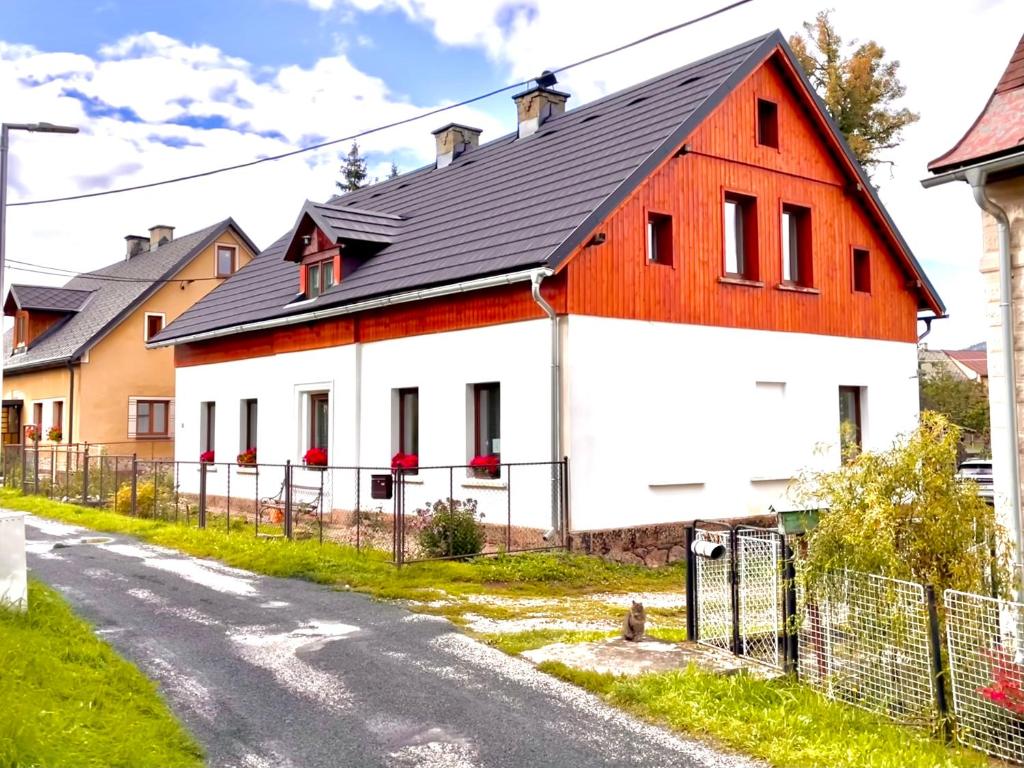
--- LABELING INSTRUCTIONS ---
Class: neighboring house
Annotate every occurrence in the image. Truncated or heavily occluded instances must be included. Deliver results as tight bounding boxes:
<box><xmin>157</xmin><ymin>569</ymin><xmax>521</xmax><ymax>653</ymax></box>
<box><xmin>2</xmin><ymin>220</ymin><xmax>258</xmax><ymax>457</ymax></box>
<box><xmin>925</xmin><ymin>31</ymin><xmax>1024</xmax><ymax>558</ymax></box>
<box><xmin>919</xmin><ymin>344</ymin><xmax>988</xmax><ymax>383</ymax></box>
<box><xmin>152</xmin><ymin>31</ymin><xmax>943</xmax><ymax>534</ymax></box>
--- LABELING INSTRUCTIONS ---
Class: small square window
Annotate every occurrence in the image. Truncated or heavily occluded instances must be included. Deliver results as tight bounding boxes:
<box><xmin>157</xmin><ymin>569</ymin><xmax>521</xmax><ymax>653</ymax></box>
<box><xmin>782</xmin><ymin>204</ymin><xmax>813</xmax><ymax>287</ymax></box>
<box><xmin>646</xmin><ymin>212</ymin><xmax>673</xmax><ymax>266</ymax></box>
<box><xmin>136</xmin><ymin>400</ymin><xmax>169</xmax><ymax>437</ymax></box>
<box><xmin>853</xmin><ymin>248</ymin><xmax>871</xmax><ymax>293</ymax></box>
<box><xmin>724</xmin><ymin>193</ymin><xmax>758</xmax><ymax>280</ymax></box>
<box><xmin>757</xmin><ymin>99</ymin><xmax>779</xmax><ymax>149</ymax></box>
<box><xmin>216</xmin><ymin>245</ymin><xmax>237</xmax><ymax>277</ymax></box>
<box><xmin>145</xmin><ymin>313</ymin><xmax>164</xmax><ymax>342</ymax></box>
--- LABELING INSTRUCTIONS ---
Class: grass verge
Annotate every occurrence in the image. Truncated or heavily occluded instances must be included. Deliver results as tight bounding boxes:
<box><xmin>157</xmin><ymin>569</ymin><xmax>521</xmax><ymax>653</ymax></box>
<box><xmin>0</xmin><ymin>489</ymin><xmax>681</xmax><ymax>601</ymax></box>
<box><xmin>538</xmin><ymin>662</ymin><xmax>988</xmax><ymax>768</ymax></box>
<box><xmin>0</xmin><ymin>579</ymin><xmax>202</xmax><ymax>768</ymax></box>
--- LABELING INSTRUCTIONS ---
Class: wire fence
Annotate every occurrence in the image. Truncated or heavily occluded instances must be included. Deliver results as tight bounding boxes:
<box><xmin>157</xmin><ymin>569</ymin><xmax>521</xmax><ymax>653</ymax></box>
<box><xmin>946</xmin><ymin>589</ymin><xmax>1024</xmax><ymax>764</ymax></box>
<box><xmin>1</xmin><ymin>443</ymin><xmax>568</xmax><ymax>565</ymax></box>
<box><xmin>694</xmin><ymin>526</ymin><xmax>733</xmax><ymax>653</ymax></box>
<box><xmin>737</xmin><ymin>526</ymin><xmax>782</xmax><ymax>668</ymax></box>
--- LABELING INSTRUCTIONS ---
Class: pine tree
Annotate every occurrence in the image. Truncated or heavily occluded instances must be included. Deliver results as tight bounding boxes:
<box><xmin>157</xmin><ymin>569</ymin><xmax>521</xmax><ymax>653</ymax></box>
<box><xmin>337</xmin><ymin>141</ymin><xmax>368</xmax><ymax>192</ymax></box>
<box><xmin>388</xmin><ymin>161</ymin><xmax>399</xmax><ymax>179</ymax></box>
<box><xmin>789</xmin><ymin>11</ymin><xmax>918</xmax><ymax>170</ymax></box>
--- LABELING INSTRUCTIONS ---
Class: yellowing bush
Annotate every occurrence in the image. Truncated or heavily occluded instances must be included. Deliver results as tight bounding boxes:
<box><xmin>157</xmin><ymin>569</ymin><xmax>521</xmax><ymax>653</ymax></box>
<box><xmin>114</xmin><ymin>481</ymin><xmax>156</xmax><ymax>518</ymax></box>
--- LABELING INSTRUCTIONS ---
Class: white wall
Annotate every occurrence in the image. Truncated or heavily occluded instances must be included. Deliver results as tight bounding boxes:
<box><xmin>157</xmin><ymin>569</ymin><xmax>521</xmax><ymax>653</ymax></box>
<box><xmin>564</xmin><ymin>315</ymin><xmax>920</xmax><ymax>530</ymax></box>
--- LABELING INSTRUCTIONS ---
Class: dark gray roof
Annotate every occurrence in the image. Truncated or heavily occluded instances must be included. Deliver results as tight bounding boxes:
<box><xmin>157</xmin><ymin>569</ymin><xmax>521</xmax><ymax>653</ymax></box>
<box><xmin>157</xmin><ymin>30</ymin><xmax>942</xmax><ymax>345</ymax></box>
<box><xmin>301</xmin><ymin>201</ymin><xmax>404</xmax><ymax>248</ymax></box>
<box><xmin>5</xmin><ymin>285</ymin><xmax>93</xmax><ymax>313</ymax></box>
<box><xmin>4</xmin><ymin>219</ymin><xmax>254</xmax><ymax>372</ymax></box>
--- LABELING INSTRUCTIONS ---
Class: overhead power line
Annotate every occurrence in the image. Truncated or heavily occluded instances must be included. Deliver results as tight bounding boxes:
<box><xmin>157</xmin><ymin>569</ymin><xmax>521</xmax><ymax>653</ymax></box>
<box><xmin>10</xmin><ymin>0</ymin><xmax>754</xmax><ymax>208</ymax></box>
<box><xmin>6</xmin><ymin>259</ymin><xmax>226</xmax><ymax>284</ymax></box>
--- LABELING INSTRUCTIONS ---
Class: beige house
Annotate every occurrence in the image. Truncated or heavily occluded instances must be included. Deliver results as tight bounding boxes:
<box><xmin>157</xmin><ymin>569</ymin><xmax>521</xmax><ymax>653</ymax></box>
<box><xmin>2</xmin><ymin>220</ymin><xmax>257</xmax><ymax>458</ymax></box>
<box><xmin>924</xmin><ymin>31</ymin><xmax>1024</xmax><ymax>579</ymax></box>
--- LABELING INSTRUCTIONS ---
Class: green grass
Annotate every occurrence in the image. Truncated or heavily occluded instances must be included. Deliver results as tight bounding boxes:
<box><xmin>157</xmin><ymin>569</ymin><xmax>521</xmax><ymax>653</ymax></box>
<box><xmin>0</xmin><ymin>489</ymin><xmax>681</xmax><ymax>602</ymax></box>
<box><xmin>0</xmin><ymin>580</ymin><xmax>202</xmax><ymax>768</ymax></box>
<box><xmin>538</xmin><ymin>662</ymin><xmax>988</xmax><ymax>768</ymax></box>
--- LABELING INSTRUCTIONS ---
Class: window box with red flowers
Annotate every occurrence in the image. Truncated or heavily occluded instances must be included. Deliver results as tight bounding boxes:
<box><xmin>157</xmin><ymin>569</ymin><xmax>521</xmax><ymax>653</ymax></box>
<box><xmin>391</xmin><ymin>451</ymin><xmax>419</xmax><ymax>475</ymax></box>
<box><xmin>24</xmin><ymin>425</ymin><xmax>39</xmax><ymax>444</ymax></box>
<box><xmin>47</xmin><ymin>427</ymin><xmax>62</xmax><ymax>443</ymax></box>
<box><xmin>199</xmin><ymin>450</ymin><xmax>215</xmax><ymax>463</ymax></box>
<box><xmin>469</xmin><ymin>453</ymin><xmax>500</xmax><ymax>479</ymax></box>
<box><xmin>303</xmin><ymin>447</ymin><xmax>328</xmax><ymax>468</ymax></box>
<box><xmin>237</xmin><ymin>447</ymin><xmax>257</xmax><ymax>466</ymax></box>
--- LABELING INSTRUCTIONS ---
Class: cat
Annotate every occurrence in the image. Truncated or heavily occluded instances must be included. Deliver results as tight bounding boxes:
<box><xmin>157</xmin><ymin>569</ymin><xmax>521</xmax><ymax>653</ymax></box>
<box><xmin>621</xmin><ymin>600</ymin><xmax>646</xmax><ymax>641</ymax></box>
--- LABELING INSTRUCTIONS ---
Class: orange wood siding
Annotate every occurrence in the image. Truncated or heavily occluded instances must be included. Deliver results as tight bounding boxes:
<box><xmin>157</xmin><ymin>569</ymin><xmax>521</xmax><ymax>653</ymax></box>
<box><xmin>24</xmin><ymin>310</ymin><xmax>69</xmax><ymax>346</ymax></box>
<box><xmin>564</xmin><ymin>56</ymin><xmax>920</xmax><ymax>343</ymax></box>
<box><xmin>175</xmin><ymin>278</ymin><xmax>566</xmax><ymax>366</ymax></box>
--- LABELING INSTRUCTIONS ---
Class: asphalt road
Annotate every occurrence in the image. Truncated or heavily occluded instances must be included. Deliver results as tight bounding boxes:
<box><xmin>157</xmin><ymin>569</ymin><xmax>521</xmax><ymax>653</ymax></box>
<box><xmin>22</xmin><ymin>515</ymin><xmax>758</xmax><ymax>768</ymax></box>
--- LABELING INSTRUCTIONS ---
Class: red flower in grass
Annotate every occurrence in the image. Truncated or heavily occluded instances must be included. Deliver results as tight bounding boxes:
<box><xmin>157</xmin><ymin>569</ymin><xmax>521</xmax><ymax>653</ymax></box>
<box><xmin>303</xmin><ymin>447</ymin><xmax>328</xmax><ymax>467</ymax></box>
<box><xmin>199</xmin><ymin>450</ymin><xmax>215</xmax><ymax>463</ymax></box>
<box><xmin>391</xmin><ymin>452</ymin><xmax>419</xmax><ymax>471</ymax></box>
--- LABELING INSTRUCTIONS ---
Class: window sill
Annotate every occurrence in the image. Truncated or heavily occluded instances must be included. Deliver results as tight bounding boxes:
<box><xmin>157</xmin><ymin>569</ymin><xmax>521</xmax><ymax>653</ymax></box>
<box><xmin>398</xmin><ymin>474</ymin><xmax>424</xmax><ymax>485</ymax></box>
<box><xmin>461</xmin><ymin>477</ymin><xmax>508</xmax><ymax>490</ymax></box>
<box><xmin>750</xmin><ymin>473</ymin><xmax>794</xmax><ymax>482</ymax></box>
<box><xmin>236</xmin><ymin>466</ymin><xmax>258</xmax><ymax>475</ymax></box>
<box><xmin>718</xmin><ymin>276</ymin><xmax>764</xmax><ymax>288</ymax></box>
<box><xmin>134</xmin><ymin>436</ymin><xmax>172</xmax><ymax>441</ymax></box>
<box><xmin>776</xmin><ymin>282</ymin><xmax>819</xmax><ymax>295</ymax></box>
<box><xmin>648</xmin><ymin>479</ymin><xmax>704</xmax><ymax>488</ymax></box>
<box><xmin>197</xmin><ymin>465</ymin><xmax>218</xmax><ymax>473</ymax></box>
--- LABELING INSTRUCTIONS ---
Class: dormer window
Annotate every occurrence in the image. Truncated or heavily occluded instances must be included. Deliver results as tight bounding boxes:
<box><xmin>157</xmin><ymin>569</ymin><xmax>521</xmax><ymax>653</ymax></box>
<box><xmin>14</xmin><ymin>311</ymin><xmax>27</xmax><ymax>349</ymax></box>
<box><xmin>306</xmin><ymin>258</ymin><xmax>336</xmax><ymax>299</ymax></box>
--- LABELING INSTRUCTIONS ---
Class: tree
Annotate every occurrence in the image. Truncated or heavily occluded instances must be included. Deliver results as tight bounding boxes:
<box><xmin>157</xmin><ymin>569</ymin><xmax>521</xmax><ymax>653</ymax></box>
<box><xmin>387</xmin><ymin>161</ymin><xmax>399</xmax><ymax>179</ymax></box>
<box><xmin>794</xmin><ymin>412</ymin><xmax>1011</xmax><ymax>598</ymax></box>
<box><xmin>919</xmin><ymin>365</ymin><xmax>990</xmax><ymax>455</ymax></box>
<box><xmin>789</xmin><ymin>10</ymin><xmax>918</xmax><ymax>170</ymax></box>
<box><xmin>337</xmin><ymin>141</ymin><xmax>368</xmax><ymax>192</ymax></box>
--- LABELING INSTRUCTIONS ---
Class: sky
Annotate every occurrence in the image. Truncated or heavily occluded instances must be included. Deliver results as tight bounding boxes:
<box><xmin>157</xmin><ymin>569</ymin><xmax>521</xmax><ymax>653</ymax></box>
<box><xmin>0</xmin><ymin>0</ymin><xmax>1021</xmax><ymax>349</ymax></box>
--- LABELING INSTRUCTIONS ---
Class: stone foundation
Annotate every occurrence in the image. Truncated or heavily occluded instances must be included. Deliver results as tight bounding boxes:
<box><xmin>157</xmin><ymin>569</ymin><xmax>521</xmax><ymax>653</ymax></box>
<box><xmin>568</xmin><ymin>515</ymin><xmax>777</xmax><ymax>568</ymax></box>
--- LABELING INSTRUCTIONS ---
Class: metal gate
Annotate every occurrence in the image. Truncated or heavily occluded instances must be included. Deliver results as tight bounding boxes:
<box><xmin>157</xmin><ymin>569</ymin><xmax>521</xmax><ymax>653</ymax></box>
<box><xmin>694</xmin><ymin>526</ymin><xmax>732</xmax><ymax>651</ymax></box>
<box><xmin>737</xmin><ymin>526</ymin><xmax>782</xmax><ymax>668</ymax></box>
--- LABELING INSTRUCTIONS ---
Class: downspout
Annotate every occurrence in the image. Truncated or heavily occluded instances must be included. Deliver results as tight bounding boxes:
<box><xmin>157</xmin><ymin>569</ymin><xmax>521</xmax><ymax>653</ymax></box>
<box><xmin>66</xmin><ymin>361</ymin><xmax>74</xmax><ymax>445</ymax></box>
<box><xmin>966</xmin><ymin>168</ymin><xmax>1024</xmax><ymax>596</ymax></box>
<box><xmin>530</xmin><ymin>268</ymin><xmax>561</xmax><ymax>534</ymax></box>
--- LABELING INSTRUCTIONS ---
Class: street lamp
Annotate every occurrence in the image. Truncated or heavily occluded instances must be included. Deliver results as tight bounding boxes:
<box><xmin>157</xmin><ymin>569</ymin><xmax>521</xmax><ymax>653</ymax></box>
<box><xmin>0</xmin><ymin>122</ymin><xmax>79</xmax><ymax>422</ymax></box>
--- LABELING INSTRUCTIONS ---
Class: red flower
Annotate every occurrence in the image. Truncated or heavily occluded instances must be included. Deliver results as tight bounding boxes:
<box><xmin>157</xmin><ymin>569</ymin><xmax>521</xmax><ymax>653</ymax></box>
<box><xmin>237</xmin><ymin>448</ymin><xmax>257</xmax><ymax>465</ymax></box>
<box><xmin>979</xmin><ymin>647</ymin><xmax>1024</xmax><ymax>717</ymax></box>
<box><xmin>391</xmin><ymin>452</ymin><xmax>419</xmax><ymax>470</ymax></box>
<box><xmin>199</xmin><ymin>450</ymin><xmax>215</xmax><ymax>463</ymax></box>
<box><xmin>303</xmin><ymin>447</ymin><xmax>328</xmax><ymax>466</ymax></box>
<box><xmin>469</xmin><ymin>454</ymin><xmax>500</xmax><ymax>471</ymax></box>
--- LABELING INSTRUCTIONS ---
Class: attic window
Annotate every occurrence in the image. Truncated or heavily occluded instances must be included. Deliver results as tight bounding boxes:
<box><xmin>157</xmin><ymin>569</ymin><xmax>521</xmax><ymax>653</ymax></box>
<box><xmin>306</xmin><ymin>258</ymin><xmax>337</xmax><ymax>299</ymax></box>
<box><xmin>627</xmin><ymin>96</ymin><xmax>648</xmax><ymax>107</ymax></box>
<box><xmin>853</xmin><ymin>248</ymin><xmax>871</xmax><ymax>293</ymax></box>
<box><xmin>757</xmin><ymin>99</ymin><xmax>779</xmax><ymax>149</ymax></box>
<box><xmin>646</xmin><ymin>212</ymin><xmax>673</xmax><ymax>267</ymax></box>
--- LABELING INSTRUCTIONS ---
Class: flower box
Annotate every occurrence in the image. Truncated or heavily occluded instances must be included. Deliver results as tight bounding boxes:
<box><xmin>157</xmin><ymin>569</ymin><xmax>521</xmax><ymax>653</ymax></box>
<box><xmin>199</xmin><ymin>450</ymin><xmax>215</xmax><ymax>463</ymax></box>
<box><xmin>469</xmin><ymin>454</ymin><xmax>500</xmax><ymax>479</ymax></box>
<box><xmin>47</xmin><ymin>427</ymin><xmax>62</xmax><ymax>443</ymax></box>
<box><xmin>237</xmin><ymin>448</ymin><xmax>257</xmax><ymax>466</ymax></box>
<box><xmin>303</xmin><ymin>447</ymin><xmax>328</xmax><ymax>467</ymax></box>
<box><xmin>391</xmin><ymin>452</ymin><xmax>419</xmax><ymax>473</ymax></box>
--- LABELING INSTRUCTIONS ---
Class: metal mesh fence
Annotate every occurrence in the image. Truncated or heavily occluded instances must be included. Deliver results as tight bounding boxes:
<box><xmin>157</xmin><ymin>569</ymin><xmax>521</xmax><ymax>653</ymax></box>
<box><xmin>695</xmin><ymin>528</ymin><xmax>732</xmax><ymax>651</ymax></box>
<box><xmin>945</xmin><ymin>589</ymin><xmax>1024</xmax><ymax>764</ymax></box>
<box><xmin>797</xmin><ymin>570</ymin><xmax>936</xmax><ymax>725</ymax></box>
<box><xmin>737</xmin><ymin>527</ymin><xmax>781</xmax><ymax>668</ymax></box>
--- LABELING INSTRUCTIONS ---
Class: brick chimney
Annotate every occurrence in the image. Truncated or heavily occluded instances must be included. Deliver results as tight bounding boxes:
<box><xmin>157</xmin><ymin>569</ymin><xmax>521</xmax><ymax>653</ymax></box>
<box><xmin>512</xmin><ymin>85</ymin><xmax>569</xmax><ymax>139</ymax></box>
<box><xmin>431</xmin><ymin>123</ymin><xmax>482</xmax><ymax>169</ymax></box>
<box><xmin>125</xmin><ymin>235</ymin><xmax>149</xmax><ymax>260</ymax></box>
<box><xmin>148</xmin><ymin>225</ymin><xmax>174</xmax><ymax>250</ymax></box>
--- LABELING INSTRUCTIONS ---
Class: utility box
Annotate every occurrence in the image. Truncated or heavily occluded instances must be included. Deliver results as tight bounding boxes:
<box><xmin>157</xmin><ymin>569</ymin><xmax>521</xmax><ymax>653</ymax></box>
<box><xmin>0</xmin><ymin>512</ymin><xmax>28</xmax><ymax>611</ymax></box>
<box><xmin>371</xmin><ymin>474</ymin><xmax>393</xmax><ymax>500</ymax></box>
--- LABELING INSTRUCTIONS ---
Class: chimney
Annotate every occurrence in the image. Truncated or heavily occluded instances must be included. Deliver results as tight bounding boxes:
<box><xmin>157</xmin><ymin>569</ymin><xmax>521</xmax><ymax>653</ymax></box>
<box><xmin>148</xmin><ymin>225</ymin><xmax>174</xmax><ymax>250</ymax></box>
<box><xmin>124</xmin><ymin>235</ymin><xmax>149</xmax><ymax>260</ymax></box>
<box><xmin>431</xmin><ymin>123</ymin><xmax>482</xmax><ymax>169</ymax></box>
<box><xmin>513</xmin><ymin>84</ymin><xmax>569</xmax><ymax>139</ymax></box>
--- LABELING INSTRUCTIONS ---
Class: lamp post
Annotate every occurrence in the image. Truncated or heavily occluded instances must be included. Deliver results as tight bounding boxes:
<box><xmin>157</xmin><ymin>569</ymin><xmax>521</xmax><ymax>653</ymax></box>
<box><xmin>0</xmin><ymin>122</ymin><xmax>78</xmax><ymax>419</ymax></box>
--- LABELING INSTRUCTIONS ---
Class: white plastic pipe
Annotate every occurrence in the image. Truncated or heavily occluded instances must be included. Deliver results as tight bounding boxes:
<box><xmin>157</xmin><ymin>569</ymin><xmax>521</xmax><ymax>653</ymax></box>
<box><xmin>691</xmin><ymin>539</ymin><xmax>726</xmax><ymax>560</ymax></box>
<box><xmin>0</xmin><ymin>511</ymin><xmax>27</xmax><ymax>610</ymax></box>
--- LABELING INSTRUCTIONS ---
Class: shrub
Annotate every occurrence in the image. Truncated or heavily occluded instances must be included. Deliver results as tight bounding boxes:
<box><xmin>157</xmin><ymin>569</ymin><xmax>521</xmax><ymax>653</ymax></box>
<box><xmin>794</xmin><ymin>411</ymin><xmax>1012</xmax><ymax>598</ymax></box>
<box><xmin>114</xmin><ymin>481</ymin><xmax>157</xmax><ymax>518</ymax></box>
<box><xmin>415</xmin><ymin>498</ymin><xmax>485</xmax><ymax>559</ymax></box>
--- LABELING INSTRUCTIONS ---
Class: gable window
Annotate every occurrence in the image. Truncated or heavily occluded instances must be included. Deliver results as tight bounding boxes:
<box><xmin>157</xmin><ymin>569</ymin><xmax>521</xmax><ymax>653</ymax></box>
<box><xmin>216</xmin><ymin>245</ymin><xmax>237</xmax><ymax>277</ymax></box>
<box><xmin>470</xmin><ymin>382</ymin><xmax>501</xmax><ymax>477</ymax></box>
<box><xmin>200</xmin><ymin>401</ymin><xmax>216</xmax><ymax>453</ymax></box>
<box><xmin>144</xmin><ymin>313</ymin><xmax>165</xmax><ymax>342</ymax></box>
<box><xmin>308</xmin><ymin>392</ymin><xmax>329</xmax><ymax>451</ymax></box>
<box><xmin>853</xmin><ymin>248</ymin><xmax>871</xmax><ymax>293</ymax></box>
<box><xmin>838</xmin><ymin>386</ymin><xmax>863</xmax><ymax>460</ymax></box>
<box><xmin>723</xmin><ymin>193</ymin><xmax>758</xmax><ymax>280</ymax></box>
<box><xmin>14</xmin><ymin>312</ymin><xmax>27</xmax><ymax>348</ymax></box>
<box><xmin>781</xmin><ymin>204</ymin><xmax>813</xmax><ymax>287</ymax></box>
<box><xmin>305</xmin><ymin>259</ymin><xmax>336</xmax><ymax>299</ymax></box>
<box><xmin>646</xmin><ymin>212</ymin><xmax>673</xmax><ymax>266</ymax></box>
<box><xmin>240</xmin><ymin>398</ymin><xmax>257</xmax><ymax>452</ymax></box>
<box><xmin>756</xmin><ymin>98</ymin><xmax>779</xmax><ymax>149</ymax></box>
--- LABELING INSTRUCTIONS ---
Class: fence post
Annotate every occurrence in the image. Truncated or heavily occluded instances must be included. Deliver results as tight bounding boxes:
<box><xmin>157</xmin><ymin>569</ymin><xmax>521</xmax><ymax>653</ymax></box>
<box><xmin>284</xmin><ymin>460</ymin><xmax>293</xmax><ymax>540</ymax></box>
<box><xmin>685</xmin><ymin>525</ymin><xmax>698</xmax><ymax>642</ymax></box>
<box><xmin>49</xmin><ymin>445</ymin><xmax>55</xmax><ymax>499</ymax></box>
<box><xmin>561</xmin><ymin>456</ymin><xmax>570</xmax><ymax>547</ymax></box>
<box><xmin>355</xmin><ymin>467</ymin><xmax>361</xmax><ymax>552</ymax></box>
<box><xmin>198</xmin><ymin>460</ymin><xmax>207</xmax><ymax>528</ymax></box>
<box><xmin>318</xmin><ymin>466</ymin><xmax>325</xmax><ymax>546</ymax></box>
<box><xmin>81</xmin><ymin>445</ymin><xmax>90</xmax><ymax>504</ymax></box>
<box><xmin>130</xmin><ymin>454</ymin><xmax>138</xmax><ymax>516</ymax></box>
<box><xmin>925</xmin><ymin>584</ymin><xmax>951</xmax><ymax>737</ymax></box>
<box><xmin>781</xmin><ymin>536</ymin><xmax>799</xmax><ymax>676</ymax></box>
<box><xmin>730</xmin><ymin>528</ymin><xmax>741</xmax><ymax>656</ymax></box>
<box><xmin>33</xmin><ymin>441</ymin><xmax>39</xmax><ymax>494</ymax></box>
<box><xmin>20</xmin><ymin>442</ymin><xmax>27</xmax><ymax>494</ymax></box>
<box><xmin>506</xmin><ymin>464</ymin><xmax>512</xmax><ymax>552</ymax></box>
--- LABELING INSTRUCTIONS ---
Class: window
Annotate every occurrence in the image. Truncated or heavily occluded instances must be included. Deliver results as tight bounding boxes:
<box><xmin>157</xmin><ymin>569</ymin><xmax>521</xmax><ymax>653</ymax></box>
<box><xmin>472</xmin><ymin>383</ymin><xmax>501</xmax><ymax>472</ymax></box>
<box><xmin>853</xmin><ymin>248</ymin><xmax>871</xmax><ymax>293</ymax></box>
<box><xmin>144</xmin><ymin>313</ymin><xmax>165</xmax><ymax>342</ymax></box>
<box><xmin>240</xmin><ymin>399</ymin><xmax>257</xmax><ymax>451</ymax></box>
<box><xmin>308</xmin><ymin>392</ymin><xmax>329</xmax><ymax>451</ymax></box>
<box><xmin>136</xmin><ymin>400</ymin><xmax>169</xmax><ymax>437</ymax></box>
<box><xmin>781</xmin><ymin>204</ymin><xmax>812</xmax><ymax>286</ymax></box>
<box><xmin>756</xmin><ymin>98</ymin><xmax>779</xmax><ymax>148</ymax></box>
<box><xmin>200</xmin><ymin>401</ymin><xmax>216</xmax><ymax>453</ymax></box>
<box><xmin>51</xmin><ymin>401</ymin><xmax>64</xmax><ymax>433</ymax></box>
<box><xmin>32</xmin><ymin>402</ymin><xmax>42</xmax><ymax>429</ymax></box>
<box><xmin>14</xmin><ymin>312</ymin><xmax>27</xmax><ymax>348</ymax></box>
<box><xmin>646</xmin><ymin>212</ymin><xmax>673</xmax><ymax>266</ymax></box>
<box><xmin>838</xmin><ymin>386</ymin><xmax>863</xmax><ymax>460</ymax></box>
<box><xmin>306</xmin><ymin>259</ymin><xmax>336</xmax><ymax>298</ymax></box>
<box><xmin>723</xmin><ymin>193</ymin><xmax>758</xmax><ymax>279</ymax></box>
<box><xmin>397</xmin><ymin>388</ymin><xmax>419</xmax><ymax>457</ymax></box>
<box><xmin>216</xmin><ymin>245</ymin><xmax>237</xmax><ymax>277</ymax></box>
